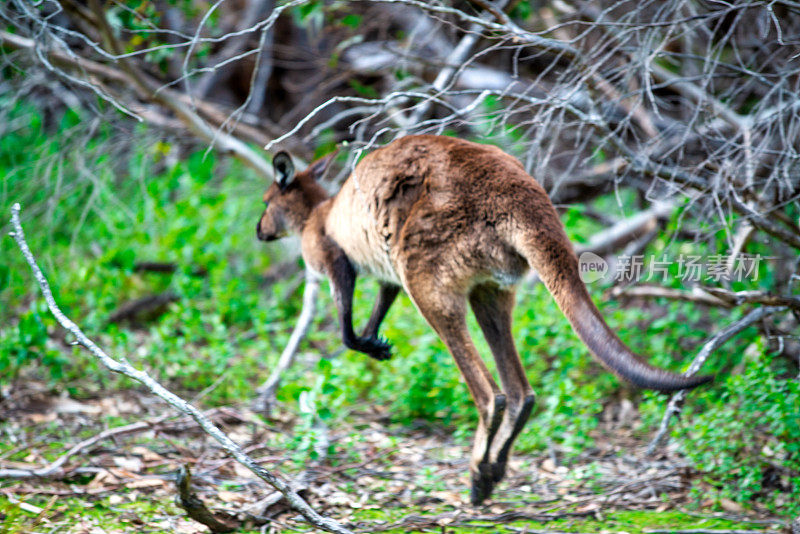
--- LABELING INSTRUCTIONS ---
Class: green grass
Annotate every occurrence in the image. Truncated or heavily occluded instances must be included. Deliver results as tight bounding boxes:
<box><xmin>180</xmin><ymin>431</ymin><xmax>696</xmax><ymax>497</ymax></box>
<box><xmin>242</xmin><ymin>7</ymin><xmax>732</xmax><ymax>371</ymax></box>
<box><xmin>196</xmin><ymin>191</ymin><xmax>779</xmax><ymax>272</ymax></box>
<box><xmin>0</xmin><ymin>494</ymin><xmax>772</xmax><ymax>534</ymax></box>
<box><xmin>0</xmin><ymin>492</ymin><xmax>187</xmax><ymax>534</ymax></box>
<box><xmin>1</xmin><ymin>97</ymin><xmax>798</xmax><ymax>522</ymax></box>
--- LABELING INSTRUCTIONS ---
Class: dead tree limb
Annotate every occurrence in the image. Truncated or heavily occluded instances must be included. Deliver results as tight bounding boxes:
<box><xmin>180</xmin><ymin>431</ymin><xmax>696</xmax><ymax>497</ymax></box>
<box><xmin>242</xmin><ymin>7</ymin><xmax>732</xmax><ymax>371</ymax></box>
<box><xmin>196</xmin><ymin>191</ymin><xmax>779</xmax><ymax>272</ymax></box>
<box><xmin>613</xmin><ymin>286</ymin><xmax>800</xmax><ymax>313</ymax></box>
<box><xmin>9</xmin><ymin>203</ymin><xmax>354</xmax><ymax>534</ymax></box>
<box><xmin>242</xmin><ymin>0</ymin><xmax>275</xmax><ymax>117</ymax></box>
<box><xmin>574</xmin><ymin>201</ymin><xmax>674</xmax><ymax>257</ymax></box>
<box><xmin>0</xmin><ymin>30</ymin><xmax>276</xmax><ymax>180</ymax></box>
<box><xmin>195</xmin><ymin>0</ymin><xmax>274</xmax><ymax>99</ymax></box>
<box><xmin>402</xmin><ymin>0</ymin><xmax>511</xmax><ymax>132</ymax></box>
<box><xmin>175</xmin><ymin>465</ymin><xmax>239</xmax><ymax>533</ymax></box>
<box><xmin>611</xmin><ymin>286</ymin><xmax>735</xmax><ymax>309</ymax></box>
<box><xmin>646</xmin><ymin>305</ymin><xmax>787</xmax><ymax>455</ymax></box>
<box><xmin>253</xmin><ymin>269</ymin><xmax>321</xmax><ymax>416</ymax></box>
<box><xmin>0</xmin><ymin>417</ymin><xmax>167</xmax><ymax>480</ymax></box>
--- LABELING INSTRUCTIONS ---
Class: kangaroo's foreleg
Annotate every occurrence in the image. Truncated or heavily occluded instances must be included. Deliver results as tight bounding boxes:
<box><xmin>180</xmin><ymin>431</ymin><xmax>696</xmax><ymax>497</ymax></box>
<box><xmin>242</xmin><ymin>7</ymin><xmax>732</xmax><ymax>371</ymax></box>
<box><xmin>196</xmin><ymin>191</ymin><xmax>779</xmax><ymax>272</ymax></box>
<box><xmin>469</xmin><ymin>284</ymin><xmax>536</xmax><ymax>487</ymax></box>
<box><xmin>360</xmin><ymin>283</ymin><xmax>400</xmax><ymax>346</ymax></box>
<box><xmin>405</xmin><ymin>282</ymin><xmax>506</xmax><ymax>505</ymax></box>
<box><xmin>327</xmin><ymin>251</ymin><xmax>392</xmax><ymax>360</ymax></box>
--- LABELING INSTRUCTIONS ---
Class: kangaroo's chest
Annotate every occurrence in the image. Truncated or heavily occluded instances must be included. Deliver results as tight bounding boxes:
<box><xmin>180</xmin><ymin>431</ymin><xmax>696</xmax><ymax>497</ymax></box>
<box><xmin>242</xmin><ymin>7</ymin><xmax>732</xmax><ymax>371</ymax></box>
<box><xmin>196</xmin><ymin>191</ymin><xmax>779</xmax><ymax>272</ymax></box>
<box><xmin>325</xmin><ymin>184</ymin><xmax>403</xmax><ymax>285</ymax></box>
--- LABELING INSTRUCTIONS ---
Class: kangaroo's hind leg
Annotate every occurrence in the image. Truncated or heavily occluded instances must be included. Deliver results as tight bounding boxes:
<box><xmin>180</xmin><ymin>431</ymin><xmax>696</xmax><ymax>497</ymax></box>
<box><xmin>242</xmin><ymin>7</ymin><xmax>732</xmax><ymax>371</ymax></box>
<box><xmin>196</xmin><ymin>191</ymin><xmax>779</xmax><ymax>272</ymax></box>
<box><xmin>405</xmin><ymin>280</ymin><xmax>507</xmax><ymax>505</ymax></box>
<box><xmin>469</xmin><ymin>283</ymin><xmax>536</xmax><ymax>486</ymax></box>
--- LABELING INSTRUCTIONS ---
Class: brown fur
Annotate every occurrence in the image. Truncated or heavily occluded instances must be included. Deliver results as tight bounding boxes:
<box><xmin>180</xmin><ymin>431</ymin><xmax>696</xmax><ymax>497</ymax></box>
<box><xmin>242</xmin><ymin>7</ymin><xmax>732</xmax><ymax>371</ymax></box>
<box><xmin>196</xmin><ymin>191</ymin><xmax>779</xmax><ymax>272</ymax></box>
<box><xmin>257</xmin><ymin>135</ymin><xmax>711</xmax><ymax>503</ymax></box>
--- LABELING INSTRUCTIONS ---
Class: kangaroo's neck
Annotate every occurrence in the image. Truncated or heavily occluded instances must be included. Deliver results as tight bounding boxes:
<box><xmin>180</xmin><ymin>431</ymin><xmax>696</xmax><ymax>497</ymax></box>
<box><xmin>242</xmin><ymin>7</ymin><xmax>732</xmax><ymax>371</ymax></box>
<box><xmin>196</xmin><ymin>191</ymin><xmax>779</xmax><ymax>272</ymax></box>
<box><xmin>289</xmin><ymin>178</ymin><xmax>330</xmax><ymax>233</ymax></box>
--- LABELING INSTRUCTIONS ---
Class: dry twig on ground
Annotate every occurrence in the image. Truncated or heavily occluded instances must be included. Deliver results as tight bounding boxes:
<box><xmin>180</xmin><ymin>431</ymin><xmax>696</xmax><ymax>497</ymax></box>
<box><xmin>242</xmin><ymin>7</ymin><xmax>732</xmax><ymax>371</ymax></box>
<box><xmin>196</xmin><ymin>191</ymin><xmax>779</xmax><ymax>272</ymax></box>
<box><xmin>0</xmin><ymin>417</ymin><xmax>168</xmax><ymax>480</ymax></box>
<box><xmin>175</xmin><ymin>465</ymin><xmax>239</xmax><ymax>533</ymax></box>
<box><xmin>8</xmin><ymin>202</ymin><xmax>354</xmax><ymax>534</ymax></box>
<box><xmin>647</xmin><ymin>306</ymin><xmax>788</xmax><ymax>455</ymax></box>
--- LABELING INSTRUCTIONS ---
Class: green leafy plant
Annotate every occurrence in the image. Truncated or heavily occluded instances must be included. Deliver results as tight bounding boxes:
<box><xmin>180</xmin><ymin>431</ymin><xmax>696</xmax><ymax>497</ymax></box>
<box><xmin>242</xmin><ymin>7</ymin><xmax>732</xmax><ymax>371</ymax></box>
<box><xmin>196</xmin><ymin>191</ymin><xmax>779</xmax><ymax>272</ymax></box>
<box><xmin>0</xmin><ymin>302</ymin><xmax>67</xmax><ymax>381</ymax></box>
<box><xmin>679</xmin><ymin>340</ymin><xmax>800</xmax><ymax>516</ymax></box>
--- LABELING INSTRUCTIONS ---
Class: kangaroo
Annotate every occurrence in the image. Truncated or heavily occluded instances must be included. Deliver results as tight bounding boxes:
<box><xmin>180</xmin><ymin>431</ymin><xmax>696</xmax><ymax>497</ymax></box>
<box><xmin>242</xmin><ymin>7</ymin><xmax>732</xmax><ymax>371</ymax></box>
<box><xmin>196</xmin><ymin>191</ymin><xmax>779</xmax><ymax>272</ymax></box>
<box><xmin>256</xmin><ymin>135</ymin><xmax>711</xmax><ymax>504</ymax></box>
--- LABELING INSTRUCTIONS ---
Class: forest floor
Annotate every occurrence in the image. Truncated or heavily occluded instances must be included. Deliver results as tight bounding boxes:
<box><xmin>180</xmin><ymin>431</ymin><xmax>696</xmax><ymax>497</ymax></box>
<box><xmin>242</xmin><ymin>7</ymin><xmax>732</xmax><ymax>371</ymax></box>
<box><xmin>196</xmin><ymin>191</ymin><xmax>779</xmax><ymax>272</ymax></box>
<box><xmin>0</xmin><ymin>380</ymin><xmax>791</xmax><ymax>534</ymax></box>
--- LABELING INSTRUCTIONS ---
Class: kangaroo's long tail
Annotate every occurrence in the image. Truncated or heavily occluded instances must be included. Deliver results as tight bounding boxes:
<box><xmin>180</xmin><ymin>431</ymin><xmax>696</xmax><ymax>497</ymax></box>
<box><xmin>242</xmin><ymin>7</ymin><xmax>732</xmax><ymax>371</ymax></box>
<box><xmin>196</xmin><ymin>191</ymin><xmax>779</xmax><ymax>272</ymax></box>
<box><xmin>511</xmin><ymin>200</ymin><xmax>712</xmax><ymax>393</ymax></box>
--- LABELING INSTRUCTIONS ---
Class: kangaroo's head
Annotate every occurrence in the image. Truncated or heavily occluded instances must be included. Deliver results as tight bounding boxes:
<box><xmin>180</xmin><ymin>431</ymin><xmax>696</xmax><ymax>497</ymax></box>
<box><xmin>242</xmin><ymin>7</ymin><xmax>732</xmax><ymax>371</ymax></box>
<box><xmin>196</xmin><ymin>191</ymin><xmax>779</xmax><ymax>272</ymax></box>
<box><xmin>256</xmin><ymin>151</ymin><xmax>335</xmax><ymax>241</ymax></box>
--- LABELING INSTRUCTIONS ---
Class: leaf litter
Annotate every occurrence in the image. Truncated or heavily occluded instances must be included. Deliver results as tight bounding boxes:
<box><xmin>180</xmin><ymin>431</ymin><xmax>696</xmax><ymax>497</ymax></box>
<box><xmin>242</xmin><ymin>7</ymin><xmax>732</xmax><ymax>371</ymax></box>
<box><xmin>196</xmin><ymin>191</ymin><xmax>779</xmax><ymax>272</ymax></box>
<box><xmin>0</xmin><ymin>380</ymin><xmax>788</xmax><ymax>533</ymax></box>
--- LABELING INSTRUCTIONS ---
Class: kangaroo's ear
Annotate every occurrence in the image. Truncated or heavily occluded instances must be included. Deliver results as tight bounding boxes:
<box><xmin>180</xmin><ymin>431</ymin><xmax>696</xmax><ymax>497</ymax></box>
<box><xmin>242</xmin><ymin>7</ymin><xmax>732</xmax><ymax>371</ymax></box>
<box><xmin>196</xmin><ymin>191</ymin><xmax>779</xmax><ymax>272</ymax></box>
<box><xmin>273</xmin><ymin>151</ymin><xmax>295</xmax><ymax>190</ymax></box>
<box><xmin>307</xmin><ymin>150</ymin><xmax>338</xmax><ymax>181</ymax></box>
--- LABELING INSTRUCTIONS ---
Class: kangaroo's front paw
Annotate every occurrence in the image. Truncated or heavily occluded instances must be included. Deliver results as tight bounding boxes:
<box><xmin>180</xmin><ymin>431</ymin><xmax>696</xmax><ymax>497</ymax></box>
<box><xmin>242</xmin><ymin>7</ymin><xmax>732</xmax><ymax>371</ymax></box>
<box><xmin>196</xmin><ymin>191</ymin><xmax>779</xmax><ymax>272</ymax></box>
<box><xmin>361</xmin><ymin>335</ymin><xmax>392</xmax><ymax>360</ymax></box>
<box><xmin>347</xmin><ymin>335</ymin><xmax>392</xmax><ymax>360</ymax></box>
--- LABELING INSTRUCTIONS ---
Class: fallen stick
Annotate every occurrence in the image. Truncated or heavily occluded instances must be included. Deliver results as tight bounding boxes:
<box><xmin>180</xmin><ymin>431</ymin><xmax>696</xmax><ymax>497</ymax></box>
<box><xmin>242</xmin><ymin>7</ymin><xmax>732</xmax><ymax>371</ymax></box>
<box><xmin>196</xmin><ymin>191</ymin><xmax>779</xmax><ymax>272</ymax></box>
<box><xmin>107</xmin><ymin>292</ymin><xmax>179</xmax><ymax>324</ymax></box>
<box><xmin>611</xmin><ymin>285</ymin><xmax>733</xmax><ymax>308</ymax></box>
<box><xmin>0</xmin><ymin>417</ymin><xmax>167</xmax><ymax>480</ymax></box>
<box><xmin>176</xmin><ymin>465</ymin><xmax>239</xmax><ymax>533</ymax></box>
<box><xmin>612</xmin><ymin>285</ymin><xmax>800</xmax><ymax>312</ymax></box>
<box><xmin>9</xmin><ymin>202</ymin><xmax>353</xmax><ymax>534</ymax></box>
<box><xmin>574</xmin><ymin>201</ymin><xmax>674</xmax><ymax>258</ymax></box>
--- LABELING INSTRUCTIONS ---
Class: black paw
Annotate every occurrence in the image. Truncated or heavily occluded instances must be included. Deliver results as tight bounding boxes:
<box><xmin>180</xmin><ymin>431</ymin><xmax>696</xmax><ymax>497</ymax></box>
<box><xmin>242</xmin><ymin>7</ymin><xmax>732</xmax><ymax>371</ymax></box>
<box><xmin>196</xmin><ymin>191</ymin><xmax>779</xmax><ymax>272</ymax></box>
<box><xmin>366</xmin><ymin>335</ymin><xmax>392</xmax><ymax>360</ymax></box>
<box><xmin>351</xmin><ymin>335</ymin><xmax>392</xmax><ymax>361</ymax></box>
<box><xmin>470</xmin><ymin>462</ymin><xmax>495</xmax><ymax>505</ymax></box>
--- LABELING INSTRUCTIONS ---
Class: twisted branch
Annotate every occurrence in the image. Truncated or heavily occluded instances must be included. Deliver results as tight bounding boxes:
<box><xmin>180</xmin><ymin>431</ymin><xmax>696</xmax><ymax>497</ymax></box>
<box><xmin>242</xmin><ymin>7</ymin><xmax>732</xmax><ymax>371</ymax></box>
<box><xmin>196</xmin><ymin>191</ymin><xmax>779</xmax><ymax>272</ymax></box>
<box><xmin>8</xmin><ymin>203</ymin><xmax>353</xmax><ymax>534</ymax></box>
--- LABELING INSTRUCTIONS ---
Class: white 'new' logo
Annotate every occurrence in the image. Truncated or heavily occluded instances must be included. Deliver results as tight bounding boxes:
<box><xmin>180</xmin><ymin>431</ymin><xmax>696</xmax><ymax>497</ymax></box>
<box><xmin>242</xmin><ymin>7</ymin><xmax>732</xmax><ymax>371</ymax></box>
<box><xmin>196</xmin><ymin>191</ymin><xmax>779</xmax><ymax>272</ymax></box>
<box><xmin>578</xmin><ymin>251</ymin><xmax>609</xmax><ymax>283</ymax></box>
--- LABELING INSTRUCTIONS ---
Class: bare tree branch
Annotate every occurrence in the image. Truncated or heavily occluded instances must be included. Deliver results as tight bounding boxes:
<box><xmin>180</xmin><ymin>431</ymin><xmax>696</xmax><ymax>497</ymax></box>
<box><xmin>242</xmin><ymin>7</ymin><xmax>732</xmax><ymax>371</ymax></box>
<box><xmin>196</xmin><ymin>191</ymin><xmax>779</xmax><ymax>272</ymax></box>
<box><xmin>253</xmin><ymin>269</ymin><xmax>321</xmax><ymax>416</ymax></box>
<box><xmin>402</xmin><ymin>0</ymin><xmax>512</xmax><ymax>132</ymax></box>
<box><xmin>8</xmin><ymin>203</ymin><xmax>354</xmax><ymax>534</ymax></box>
<box><xmin>613</xmin><ymin>285</ymin><xmax>800</xmax><ymax>312</ymax></box>
<box><xmin>0</xmin><ymin>30</ymin><xmax>279</xmax><ymax>179</ymax></box>
<box><xmin>575</xmin><ymin>201</ymin><xmax>675</xmax><ymax>257</ymax></box>
<box><xmin>647</xmin><ymin>306</ymin><xmax>788</xmax><ymax>455</ymax></box>
<box><xmin>194</xmin><ymin>0</ymin><xmax>275</xmax><ymax>99</ymax></box>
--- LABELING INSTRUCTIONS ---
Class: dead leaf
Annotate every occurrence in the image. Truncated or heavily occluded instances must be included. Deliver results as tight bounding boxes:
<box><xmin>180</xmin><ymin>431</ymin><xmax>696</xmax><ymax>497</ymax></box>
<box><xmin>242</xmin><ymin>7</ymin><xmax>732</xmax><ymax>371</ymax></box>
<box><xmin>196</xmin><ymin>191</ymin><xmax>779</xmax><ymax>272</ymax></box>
<box><xmin>172</xmin><ymin>519</ymin><xmax>207</xmax><ymax>534</ymax></box>
<box><xmin>88</xmin><ymin>469</ymin><xmax>120</xmax><ymax>489</ymax></box>
<box><xmin>432</xmin><ymin>491</ymin><xmax>462</xmax><ymax>506</ymax></box>
<box><xmin>53</xmin><ymin>396</ymin><xmax>102</xmax><ymax>415</ymax></box>
<box><xmin>113</xmin><ymin>456</ymin><xmax>143</xmax><ymax>472</ymax></box>
<box><xmin>106</xmin><ymin>469</ymin><xmax>138</xmax><ymax>483</ymax></box>
<box><xmin>130</xmin><ymin>446</ymin><xmax>163</xmax><ymax>462</ymax></box>
<box><xmin>127</xmin><ymin>477</ymin><xmax>167</xmax><ymax>489</ymax></box>
<box><xmin>577</xmin><ymin>502</ymin><xmax>599</xmax><ymax>512</ymax></box>
<box><xmin>218</xmin><ymin>490</ymin><xmax>248</xmax><ymax>503</ymax></box>
<box><xmin>27</xmin><ymin>412</ymin><xmax>57</xmax><ymax>424</ymax></box>
<box><xmin>541</xmin><ymin>458</ymin><xmax>556</xmax><ymax>472</ymax></box>
<box><xmin>720</xmin><ymin>497</ymin><xmax>744</xmax><ymax>513</ymax></box>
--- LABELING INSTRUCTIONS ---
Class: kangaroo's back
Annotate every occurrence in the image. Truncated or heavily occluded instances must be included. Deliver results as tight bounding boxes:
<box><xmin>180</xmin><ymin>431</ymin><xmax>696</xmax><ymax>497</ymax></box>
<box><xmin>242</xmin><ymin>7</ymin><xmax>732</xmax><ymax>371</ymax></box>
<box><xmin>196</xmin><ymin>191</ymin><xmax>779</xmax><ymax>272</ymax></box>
<box><xmin>325</xmin><ymin>135</ymin><xmax>548</xmax><ymax>282</ymax></box>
